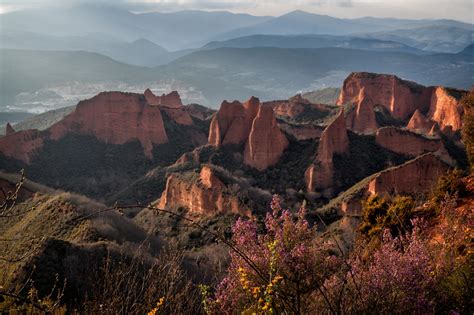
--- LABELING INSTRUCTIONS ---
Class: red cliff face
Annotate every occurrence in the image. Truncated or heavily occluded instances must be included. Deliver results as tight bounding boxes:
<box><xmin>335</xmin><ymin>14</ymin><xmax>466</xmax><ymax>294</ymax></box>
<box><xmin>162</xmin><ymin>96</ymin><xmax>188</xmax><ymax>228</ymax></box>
<box><xmin>334</xmin><ymin>153</ymin><xmax>449</xmax><ymax>217</ymax></box>
<box><xmin>144</xmin><ymin>89</ymin><xmax>183</xmax><ymax>108</ymax></box>
<box><xmin>427</xmin><ymin>87</ymin><xmax>464</xmax><ymax>132</ymax></box>
<box><xmin>5</xmin><ymin>123</ymin><xmax>15</xmax><ymax>136</ymax></box>
<box><xmin>367</xmin><ymin>153</ymin><xmax>449</xmax><ymax>196</ymax></box>
<box><xmin>406</xmin><ymin>109</ymin><xmax>434</xmax><ymax>134</ymax></box>
<box><xmin>337</xmin><ymin>72</ymin><xmax>432</xmax><ymax>120</ymax></box>
<box><xmin>344</xmin><ymin>88</ymin><xmax>378</xmax><ymax>134</ymax></box>
<box><xmin>305</xmin><ymin>109</ymin><xmax>349</xmax><ymax>193</ymax></box>
<box><xmin>49</xmin><ymin>92</ymin><xmax>168</xmax><ymax>158</ymax></box>
<box><xmin>337</xmin><ymin>73</ymin><xmax>466</xmax><ymax>135</ymax></box>
<box><xmin>208</xmin><ymin>98</ymin><xmax>260</xmax><ymax>147</ymax></box>
<box><xmin>158</xmin><ymin>166</ymin><xmax>249</xmax><ymax>216</ymax></box>
<box><xmin>0</xmin><ymin>129</ymin><xmax>44</xmax><ymax>164</ymax></box>
<box><xmin>244</xmin><ymin>106</ymin><xmax>289</xmax><ymax>171</ymax></box>
<box><xmin>209</xmin><ymin>97</ymin><xmax>288</xmax><ymax>170</ymax></box>
<box><xmin>375</xmin><ymin>127</ymin><xmax>451</xmax><ymax>163</ymax></box>
<box><xmin>144</xmin><ymin>89</ymin><xmax>193</xmax><ymax>125</ymax></box>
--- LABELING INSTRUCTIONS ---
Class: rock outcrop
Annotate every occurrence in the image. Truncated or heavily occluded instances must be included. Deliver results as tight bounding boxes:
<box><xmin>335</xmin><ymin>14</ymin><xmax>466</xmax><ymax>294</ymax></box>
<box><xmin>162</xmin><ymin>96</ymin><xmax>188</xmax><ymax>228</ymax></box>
<box><xmin>144</xmin><ymin>89</ymin><xmax>193</xmax><ymax>125</ymax></box>
<box><xmin>0</xmin><ymin>129</ymin><xmax>44</xmax><ymax>164</ymax></box>
<box><xmin>5</xmin><ymin>123</ymin><xmax>15</xmax><ymax>136</ymax></box>
<box><xmin>344</xmin><ymin>88</ymin><xmax>378</xmax><ymax>134</ymax></box>
<box><xmin>209</xmin><ymin>97</ymin><xmax>288</xmax><ymax>170</ymax></box>
<box><xmin>337</xmin><ymin>72</ymin><xmax>432</xmax><ymax>120</ymax></box>
<box><xmin>49</xmin><ymin>92</ymin><xmax>169</xmax><ymax>158</ymax></box>
<box><xmin>406</xmin><ymin>109</ymin><xmax>434</xmax><ymax>134</ymax></box>
<box><xmin>208</xmin><ymin>97</ymin><xmax>260</xmax><ymax>147</ymax></box>
<box><xmin>324</xmin><ymin>153</ymin><xmax>449</xmax><ymax>217</ymax></box>
<box><xmin>367</xmin><ymin>153</ymin><xmax>449</xmax><ymax>196</ymax></box>
<box><xmin>305</xmin><ymin>109</ymin><xmax>349</xmax><ymax>193</ymax></box>
<box><xmin>375</xmin><ymin>127</ymin><xmax>451</xmax><ymax>163</ymax></box>
<box><xmin>428</xmin><ymin>87</ymin><xmax>464</xmax><ymax>132</ymax></box>
<box><xmin>158</xmin><ymin>166</ymin><xmax>248</xmax><ymax>216</ymax></box>
<box><xmin>263</xmin><ymin>95</ymin><xmax>330</xmax><ymax>119</ymax></box>
<box><xmin>144</xmin><ymin>89</ymin><xmax>183</xmax><ymax>108</ymax></box>
<box><xmin>337</xmin><ymin>72</ymin><xmax>466</xmax><ymax>135</ymax></box>
<box><xmin>244</xmin><ymin>106</ymin><xmax>289</xmax><ymax>171</ymax></box>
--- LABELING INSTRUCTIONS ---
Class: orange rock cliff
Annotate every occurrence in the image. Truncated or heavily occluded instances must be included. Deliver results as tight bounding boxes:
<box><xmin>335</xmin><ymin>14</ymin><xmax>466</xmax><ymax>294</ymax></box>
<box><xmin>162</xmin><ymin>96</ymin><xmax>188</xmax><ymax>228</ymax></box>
<box><xmin>375</xmin><ymin>127</ymin><xmax>452</xmax><ymax>164</ymax></box>
<box><xmin>158</xmin><ymin>166</ymin><xmax>248</xmax><ymax>216</ymax></box>
<box><xmin>305</xmin><ymin>109</ymin><xmax>349</xmax><ymax>194</ymax></box>
<box><xmin>337</xmin><ymin>72</ymin><xmax>465</xmax><ymax>133</ymax></box>
<box><xmin>208</xmin><ymin>96</ymin><xmax>288</xmax><ymax>170</ymax></box>
<box><xmin>49</xmin><ymin>91</ymin><xmax>169</xmax><ymax>158</ymax></box>
<box><xmin>0</xmin><ymin>90</ymin><xmax>194</xmax><ymax>163</ymax></box>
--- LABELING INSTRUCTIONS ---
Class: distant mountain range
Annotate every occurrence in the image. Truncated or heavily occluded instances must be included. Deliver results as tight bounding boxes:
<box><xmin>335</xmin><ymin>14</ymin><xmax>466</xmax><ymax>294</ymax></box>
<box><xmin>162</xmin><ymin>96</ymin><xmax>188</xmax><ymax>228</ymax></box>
<box><xmin>202</xmin><ymin>34</ymin><xmax>427</xmax><ymax>54</ymax></box>
<box><xmin>1</xmin><ymin>5</ymin><xmax>472</xmax><ymax>52</ymax></box>
<box><xmin>0</xmin><ymin>5</ymin><xmax>271</xmax><ymax>51</ymax></box>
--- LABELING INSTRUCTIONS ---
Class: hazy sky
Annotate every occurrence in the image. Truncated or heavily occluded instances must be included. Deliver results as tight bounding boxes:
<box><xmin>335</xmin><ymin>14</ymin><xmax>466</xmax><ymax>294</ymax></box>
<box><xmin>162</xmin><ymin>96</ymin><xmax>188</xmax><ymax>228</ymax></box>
<box><xmin>0</xmin><ymin>0</ymin><xmax>473</xmax><ymax>23</ymax></box>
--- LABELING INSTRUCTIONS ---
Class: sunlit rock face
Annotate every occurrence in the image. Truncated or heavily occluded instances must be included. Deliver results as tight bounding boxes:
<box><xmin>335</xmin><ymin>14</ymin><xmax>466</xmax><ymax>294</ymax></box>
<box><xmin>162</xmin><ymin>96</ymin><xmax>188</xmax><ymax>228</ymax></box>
<box><xmin>48</xmin><ymin>92</ymin><xmax>168</xmax><ymax>158</ymax></box>
<box><xmin>305</xmin><ymin>109</ymin><xmax>349</xmax><ymax>194</ymax></box>
<box><xmin>427</xmin><ymin>86</ymin><xmax>464</xmax><ymax>132</ymax></box>
<box><xmin>375</xmin><ymin>127</ymin><xmax>452</xmax><ymax>164</ymax></box>
<box><xmin>367</xmin><ymin>153</ymin><xmax>449</xmax><ymax>196</ymax></box>
<box><xmin>244</xmin><ymin>105</ymin><xmax>289</xmax><ymax>171</ymax></box>
<box><xmin>337</xmin><ymin>72</ymin><xmax>432</xmax><ymax>120</ymax></box>
<box><xmin>144</xmin><ymin>89</ymin><xmax>193</xmax><ymax>125</ymax></box>
<box><xmin>338</xmin><ymin>72</ymin><xmax>466</xmax><ymax>135</ymax></box>
<box><xmin>158</xmin><ymin>166</ymin><xmax>249</xmax><ymax>216</ymax></box>
<box><xmin>209</xmin><ymin>96</ymin><xmax>288</xmax><ymax>170</ymax></box>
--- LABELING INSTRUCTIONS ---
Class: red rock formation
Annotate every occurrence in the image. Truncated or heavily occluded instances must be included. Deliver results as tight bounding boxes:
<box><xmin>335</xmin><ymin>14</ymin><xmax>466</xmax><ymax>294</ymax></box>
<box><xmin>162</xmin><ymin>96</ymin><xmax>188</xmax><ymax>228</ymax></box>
<box><xmin>427</xmin><ymin>87</ymin><xmax>464</xmax><ymax>132</ymax></box>
<box><xmin>375</xmin><ymin>127</ymin><xmax>450</xmax><ymax>162</ymax></box>
<box><xmin>330</xmin><ymin>153</ymin><xmax>449</xmax><ymax>217</ymax></box>
<box><xmin>244</xmin><ymin>105</ymin><xmax>289</xmax><ymax>170</ymax></box>
<box><xmin>144</xmin><ymin>89</ymin><xmax>183</xmax><ymax>108</ymax></box>
<box><xmin>144</xmin><ymin>89</ymin><xmax>192</xmax><ymax>125</ymax></box>
<box><xmin>200</xmin><ymin>165</ymin><xmax>224</xmax><ymax>189</ymax></box>
<box><xmin>337</xmin><ymin>72</ymin><xmax>432</xmax><ymax>120</ymax></box>
<box><xmin>208</xmin><ymin>98</ymin><xmax>259</xmax><ymax>147</ymax></box>
<box><xmin>158</xmin><ymin>166</ymin><xmax>249</xmax><ymax>216</ymax></box>
<box><xmin>406</xmin><ymin>109</ymin><xmax>434</xmax><ymax>134</ymax></box>
<box><xmin>162</xmin><ymin>107</ymin><xmax>194</xmax><ymax>125</ymax></box>
<box><xmin>49</xmin><ymin>92</ymin><xmax>168</xmax><ymax>158</ymax></box>
<box><xmin>0</xmin><ymin>129</ymin><xmax>44</xmax><ymax>163</ymax></box>
<box><xmin>209</xmin><ymin>97</ymin><xmax>288</xmax><ymax>170</ymax></box>
<box><xmin>5</xmin><ymin>123</ymin><xmax>15</xmax><ymax>136</ymax></box>
<box><xmin>367</xmin><ymin>153</ymin><xmax>449</xmax><ymax>196</ymax></box>
<box><xmin>263</xmin><ymin>94</ymin><xmax>330</xmax><ymax>119</ymax></box>
<box><xmin>344</xmin><ymin>88</ymin><xmax>378</xmax><ymax>134</ymax></box>
<box><xmin>305</xmin><ymin>109</ymin><xmax>349</xmax><ymax>193</ymax></box>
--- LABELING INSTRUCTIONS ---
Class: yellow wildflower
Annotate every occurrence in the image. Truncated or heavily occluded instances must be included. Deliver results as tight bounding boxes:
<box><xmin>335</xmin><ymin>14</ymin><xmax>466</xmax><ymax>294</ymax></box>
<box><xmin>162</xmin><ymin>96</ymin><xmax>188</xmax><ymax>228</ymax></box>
<box><xmin>147</xmin><ymin>297</ymin><xmax>165</xmax><ymax>315</ymax></box>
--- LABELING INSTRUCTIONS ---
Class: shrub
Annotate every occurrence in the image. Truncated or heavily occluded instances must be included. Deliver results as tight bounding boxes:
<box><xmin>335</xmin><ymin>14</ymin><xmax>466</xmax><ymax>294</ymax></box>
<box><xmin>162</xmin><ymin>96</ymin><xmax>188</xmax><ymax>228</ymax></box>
<box><xmin>210</xmin><ymin>196</ymin><xmax>340</xmax><ymax>314</ymax></box>
<box><xmin>359</xmin><ymin>195</ymin><xmax>416</xmax><ymax>238</ymax></box>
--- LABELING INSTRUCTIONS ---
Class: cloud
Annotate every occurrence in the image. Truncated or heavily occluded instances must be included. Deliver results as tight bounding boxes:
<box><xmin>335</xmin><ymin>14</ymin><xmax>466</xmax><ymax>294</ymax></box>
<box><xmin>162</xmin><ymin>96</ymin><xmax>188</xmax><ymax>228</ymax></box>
<box><xmin>0</xmin><ymin>0</ymin><xmax>472</xmax><ymax>22</ymax></box>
